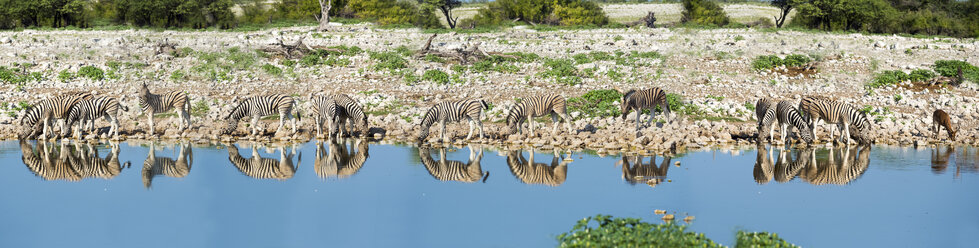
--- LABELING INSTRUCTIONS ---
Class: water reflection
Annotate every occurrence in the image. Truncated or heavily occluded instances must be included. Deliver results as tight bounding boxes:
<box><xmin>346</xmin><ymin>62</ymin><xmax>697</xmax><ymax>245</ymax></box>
<box><xmin>754</xmin><ymin>145</ymin><xmax>871</xmax><ymax>185</ymax></box>
<box><xmin>227</xmin><ymin>144</ymin><xmax>300</xmax><ymax>180</ymax></box>
<box><xmin>931</xmin><ymin>145</ymin><xmax>954</xmax><ymax>174</ymax></box>
<box><xmin>418</xmin><ymin>145</ymin><xmax>488</xmax><ymax>183</ymax></box>
<box><xmin>505</xmin><ymin>149</ymin><xmax>570</xmax><ymax>186</ymax></box>
<box><xmin>19</xmin><ymin>140</ymin><xmax>130</xmax><ymax>181</ymax></box>
<box><xmin>74</xmin><ymin>142</ymin><xmax>130</xmax><ymax>179</ymax></box>
<box><xmin>142</xmin><ymin>143</ymin><xmax>193</xmax><ymax>188</ymax></box>
<box><xmin>620</xmin><ymin>154</ymin><xmax>671</xmax><ymax>187</ymax></box>
<box><xmin>314</xmin><ymin>139</ymin><xmax>369</xmax><ymax>180</ymax></box>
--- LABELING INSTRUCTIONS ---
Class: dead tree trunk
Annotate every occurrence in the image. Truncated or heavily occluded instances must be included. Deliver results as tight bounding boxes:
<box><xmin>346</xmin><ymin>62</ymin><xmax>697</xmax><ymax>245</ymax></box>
<box><xmin>439</xmin><ymin>6</ymin><xmax>457</xmax><ymax>29</ymax></box>
<box><xmin>317</xmin><ymin>0</ymin><xmax>332</xmax><ymax>32</ymax></box>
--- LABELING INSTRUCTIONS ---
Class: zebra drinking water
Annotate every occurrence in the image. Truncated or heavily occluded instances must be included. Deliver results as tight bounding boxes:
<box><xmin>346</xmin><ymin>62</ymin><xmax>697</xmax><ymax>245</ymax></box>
<box><xmin>66</xmin><ymin>96</ymin><xmax>128</xmax><ymax>139</ymax></box>
<box><xmin>138</xmin><ymin>83</ymin><xmax>190</xmax><ymax>136</ymax></box>
<box><xmin>505</xmin><ymin>94</ymin><xmax>573</xmax><ymax>137</ymax></box>
<box><xmin>222</xmin><ymin>94</ymin><xmax>297</xmax><ymax>136</ymax></box>
<box><xmin>18</xmin><ymin>92</ymin><xmax>93</xmax><ymax>139</ymax></box>
<box><xmin>755</xmin><ymin>97</ymin><xmax>778</xmax><ymax>143</ymax></box>
<box><xmin>417</xmin><ymin>99</ymin><xmax>489</xmax><ymax>142</ymax></box>
<box><xmin>798</xmin><ymin>96</ymin><xmax>871</xmax><ymax>144</ymax></box>
<box><xmin>330</xmin><ymin>94</ymin><xmax>369</xmax><ymax>138</ymax></box>
<box><xmin>309</xmin><ymin>95</ymin><xmax>340</xmax><ymax>139</ymax></box>
<box><xmin>620</xmin><ymin>88</ymin><xmax>671</xmax><ymax>133</ymax></box>
<box><xmin>775</xmin><ymin>100</ymin><xmax>814</xmax><ymax>144</ymax></box>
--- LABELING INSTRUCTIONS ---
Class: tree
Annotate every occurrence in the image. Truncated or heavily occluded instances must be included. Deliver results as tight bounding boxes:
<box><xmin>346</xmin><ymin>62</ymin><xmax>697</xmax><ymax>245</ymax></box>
<box><xmin>420</xmin><ymin>0</ymin><xmax>462</xmax><ymax>28</ymax></box>
<box><xmin>771</xmin><ymin>0</ymin><xmax>795</xmax><ymax>28</ymax></box>
<box><xmin>317</xmin><ymin>0</ymin><xmax>331</xmax><ymax>31</ymax></box>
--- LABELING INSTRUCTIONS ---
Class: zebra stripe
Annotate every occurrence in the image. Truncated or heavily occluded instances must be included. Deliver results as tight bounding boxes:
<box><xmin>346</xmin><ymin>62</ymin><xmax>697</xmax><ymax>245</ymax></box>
<box><xmin>222</xmin><ymin>94</ymin><xmax>297</xmax><ymax>136</ymax></box>
<box><xmin>621</xmin><ymin>155</ymin><xmax>671</xmax><ymax>186</ymax></box>
<box><xmin>798</xmin><ymin>96</ymin><xmax>871</xmax><ymax>144</ymax></box>
<box><xmin>138</xmin><ymin>82</ymin><xmax>190</xmax><ymax>135</ymax></box>
<box><xmin>801</xmin><ymin>145</ymin><xmax>871</xmax><ymax>185</ymax></box>
<box><xmin>418</xmin><ymin>99</ymin><xmax>489</xmax><ymax>141</ymax></box>
<box><xmin>620</xmin><ymin>88</ymin><xmax>671</xmax><ymax>132</ymax></box>
<box><xmin>310</xmin><ymin>95</ymin><xmax>340</xmax><ymax>138</ymax></box>
<box><xmin>418</xmin><ymin>147</ymin><xmax>487</xmax><ymax>183</ymax></box>
<box><xmin>506</xmin><ymin>94</ymin><xmax>573</xmax><ymax>136</ymax></box>
<box><xmin>227</xmin><ymin>145</ymin><xmax>298</xmax><ymax>180</ymax></box>
<box><xmin>755</xmin><ymin>98</ymin><xmax>778</xmax><ymax>143</ymax></box>
<box><xmin>753</xmin><ymin>144</ymin><xmax>775</xmax><ymax>184</ymax></box>
<box><xmin>19</xmin><ymin>92</ymin><xmax>93</xmax><ymax>139</ymax></box>
<box><xmin>20</xmin><ymin>141</ymin><xmax>83</xmax><ymax>181</ymax></box>
<box><xmin>330</xmin><ymin>94</ymin><xmax>369</xmax><ymax>137</ymax></box>
<box><xmin>776</xmin><ymin>100</ymin><xmax>813</xmax><ymax>144</ymax></box>
<box><xmin>67</xmin><ymin>97</ymin><xmax>128</xmax><ymax>138</ymax></box>
<box><xmin>314</xmin><ymin>139</ymin><xmax>369</xmax><ymax>179</ymax></box>
<box><xmin>141</xmin><ymin>143</ymin><xmax>193</xmax><ymax>188</ymax></box>
<box><xmin>505</xmin><ymin>150</ymin><xmax>569</xmax><ymax>186</ymax></box>
<box><xmin>773</xmin><ymin>148</ymin><xmax>812</xmax><ymax>183</ymax></box>
<box><xmin>73</xmin><ymin>143</ymin><xmax>128</xmax><ymax>179</ymax></box>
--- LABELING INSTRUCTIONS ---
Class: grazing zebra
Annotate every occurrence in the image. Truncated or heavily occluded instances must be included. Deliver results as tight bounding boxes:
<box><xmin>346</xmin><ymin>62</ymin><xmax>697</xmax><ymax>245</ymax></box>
<box><xmin>66</xmin><ymin>96</ymin><xmax>128</xmax><ymax>139</ymax></box>
<box><xmin>330</xmin><ymin>94</ymin><xmax>369</xmax><ymax>138</ymax></box>
<box><xmin>73</xmin><ymin>143</ymin><xmax>129</xmax><ymax>179</ymax></box>
<box><xmin>505</xmin><ymin>149</ymin><xmax>569</xmax><ymax>186</ymax></box>
<box><xmin>314</xmin><ymin>139</ymin><xmax>369</xmax><ymax>179</ymax></box>
<box><xmin>20</xmin><ymin>141</ymin><xmax>83</xmax><ymax>181</ymax></box>
<box><xmin>620</xmin><ymin>88</ymin><xmax>671</xmax><ymax>133</ymax></box>
<box><xmin>141</xmin><ymin>143</ymin><xmax>193</xmax><ymax>188</ymax></box>
<box><xmin>932</xmin><ymin>109</ymin><xmax>957</xmax><ymax>141</ymax></box>
<box><xmin>620</xmin><ymin>155</ymin><xmax>671</xmax><ymax>187</ymax></box>
<box><xmin>801</xmin><ymin>145</ymin><xmax>871</xmax><ymax>185</ymax></box>
<box><xmin>309</xmin><ymin>95</ymin><xmax>341</xmax><ymax>139</ymax></box>
<box><xmin>222</xmin><ymin>94</ymin><xmax>297</xmax><ymax>136</ymax></box>
<box><xmin>798</xmin><ymin>96</ymin><xmax>871</xmax><ymax>144</ymax></box>
<box><xmin>418</xmin><ymin>146</ymin><xmax>488</xmax><ymax>183</ymax></box>
<box><xmin>18</xmin><ymin>92</ymin><xmax>93</xmax><ymax>139</ymax></box>
<box><xmin>227</xmin><ymin>144</ymin><xmax>299</xmax><ymax>180</ymax></box>
<box><xmin>138</xmin><ymin>82</ymin><xmax>190</xmax><ymax>136</ymax></box>
<box><xmin>505</xmin><ymin>94</ymin><xmax>573</xmax><ymax>136</ymax></box>
<box><xmin>418</xmin><ymin>99</ymin><xmax>489</xmax><ymax>142</ymax></box>
<box><xmin>753</xmin><ymin>144</ymin><xmax>775</xmax><ymax>184</ymax></box>
<box><xmin>755</xmin><ymin>98</ymin><xmax>778</xmax><ymax>143</ymax></box>
<box><xmin>775</xmin><ymin>100</ymin><xmax>814</xmax><ymax>144</ymax></box>
<box><xmin>773</xmin><ymin>148</ymin><xmax>813</xmax><ymax>183</ymax></box>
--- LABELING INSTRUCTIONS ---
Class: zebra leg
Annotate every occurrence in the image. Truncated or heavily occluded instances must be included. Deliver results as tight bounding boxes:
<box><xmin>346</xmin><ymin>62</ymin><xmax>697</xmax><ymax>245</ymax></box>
<box><xmin>529</xmin><ymin>115</ymin><xmax>536</xmax><ymax>137</ymax></box>
<box><xmin>843</xmin><ymin>122</ymin><xmax>852</xmax><ymax>145</ymax></box>
<box><xmin>647</xmin><ymin>108</ymin><xmax>657</xmax><ymax>128</ymax></box>
<box><xmin>561</xmin><ymin>112</ymin><xmax>573</xmax><ymax>134</ymax></box>
<box><xmin>478</xmin><ymin>118</ymin><xmax>485</xmax><ymax>139</ymax></box>
<box><xmin>251</xmin><ymin>116</ymin><xmax>261</xmax><ymax>136</ymax></box>
<box><xmin>276</xmin><ymin>113</ymin><xmax>285</xmax><ymax>133</ymax></box>
<box><xmin>780</xmin><ymin>123</ymin><xmax>788</xmax><ymax>144</ymax></box>
<box><xmin>290</xmin><ymin>112</ymin><xmax>297</xmax><ymax>134</ymax></box>
<box><xmin>147</xmin><ymin>113</ymin><xmax>155</xmax><ymax>136</ymax></box>
<box><xmin>465</xmin><ymin>118</ymin><xmax>475</xmax><ymax>140</ymax></box>
<box><xmin>440</xmin><ymin>119</ymin><xmax>448</xmax><ymax>143</ymax></box>
<box><xmin>551</xmin><ymin>113</ymin><xmax>560</xmax><ymax>135</ymax></box>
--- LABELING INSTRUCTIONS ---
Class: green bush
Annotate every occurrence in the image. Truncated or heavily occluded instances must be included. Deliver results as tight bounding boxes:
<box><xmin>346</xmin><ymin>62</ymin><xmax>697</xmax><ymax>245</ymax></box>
<box><xmin>0</xmin><ymin>67</ymin><xmax>43</xmax><ymax>85</ymax></box>
<box><xmin>907</xmin><ymin>69</ymin><xmax>936</xmax><ymax>82</ymax></box>
<box><xmin>349</xmin><ymin>0</ymin><xmax>441</xmax><ymax>28</ymax></box>
<box><xmin>752</xmin><ymin>55</ymin><xmax>784</xmax><ymax>71</ymax></box>
<box><xmin>558</xmin><ymin>215</ymin><xmax>798</xmax><ymax>247</ymax></box>
<box><xmin>170</xmin><ymin>70</ymin><xmax>186</xmax><ymax>81</ymax></box>
<box><xmin>369</xmin><ymin>51</ymin><xmax>408</xmax><ymax>71</ymax></box>
<box><xmin>782</xmin><ymin>54</ymin><xmax>811</xmax><ymax>67</ymax></box>
<box><xmin>114</xmin><ymin>0</ymin><xmax>237</xmax><ymax>29</ymax></box>
<box><xmin>566</xmin><ymin>89</ymin><xmax>622</xmax><ymax>119</ymax></box>
<box><xmin>59</xmin><ymin>69</ymin><xmax>75</xmax><ymax>82</ymax></box>
<box><xmin>681</xmin><ymin>0</ymin><xmax>730</xmax><ymax>26</ymax></box>
<box><xmin>262</xmin><ymin>64</ymin><xmax>283</xmax><ymax>76</ymax></box>
<box><xmin>423</xmin><ymin>54</ymin><xmax>446</xmax><ymax>63</ymax></box>
<box><xmin>300</xmin><ymin>48</ymin><xmax>354</xmax><ymax>67</ymax></box>
<box><xmin>469</xmin><ymin>0</ymin><xmax>609</xmax><ymax>27</ymax></box>
<box><xmin>421</xmin><ymin>69</ymin><xmax>450</xmax><ymax>84</ymax></box>
<box><xmin>0</xmin><ymin>0</ymin><xmax>90</xmax><ymax>29</ymax></box>
<box><xmin>540</xmin><ymin>58</ymin><xmax>581</xmax><ymax>85</ymax></box>
<box><xmin>868</xmin><ymin>70</ymin><xmax>908</xmax><ymax>88</ymax></box>
<box><xmin>791</xmin><ymin>0</ymin><xmax>978</xmax><ymax>38</ymax></box>
<box><xmin>933</xmin><ymin>60</ymin><xmax>979</xmax><ymax>82</ymax></box>
<box><xmin>736</xmin><ymin>231</ymin><xmax>799</xmax><ymax>248</ymax></box>
<box><xmin>77</xmin><ymin>66</ymin><xmax>105</xmax><ymax>80</ymax></box>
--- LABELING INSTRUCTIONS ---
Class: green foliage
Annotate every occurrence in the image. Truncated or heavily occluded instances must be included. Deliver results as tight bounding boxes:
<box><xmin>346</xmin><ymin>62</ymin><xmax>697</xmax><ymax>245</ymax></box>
<box><xmin>262</xmin><ymin>64</ymin><xmax>283</xmax><ymax>76</ymax></box>
<box><xmin>0</xmin><ymin>66</ymin><xmax>43</xmax><ymax>85</ymax></box>
<box><xmin>190</xmin><ymin>100</ymin><xmax>209</xmax><ymax>117</ymax></box>
<box><xmin>423</xmin><ymin>54</ymin><xmax>446</xmax><ymax>63</ymax></box>
<box><xmin>77</xmin><ymin>66</ymin><xmax>105</xmax><ymax>80</ymax></box>
<box><xmin>269</xmin><ymin>0</ymin><xmax>348</xmax><ymax>24</ymax></box>
<box><xmin>566</xmin><ymin>90</ymin><xmax>622</xmax><ymax>119</ymax></box>
<box><xmin>300</xmin><ymin>48</ymin><xmax>354</xmax><ymax>67</ymax></box>
<box><xmin>369</xmin><ymin>51</ymin><xmax>408</xmax><ymax>71</ymax></box>
<box><xmin>349</xmin><ymin>0</ymin><xmax>441</xmax><ymax>28</ymax></box>
<box><xmin>933</xmin><ymin>60</ymin><xmax>979</xmax><ymax>83</ymax></box>
<box><xmin>504</xmin><ymin>52</ymin><xmax>541</xmax><ymax>63</ymax></box>
<box><xmin>469</xmin><ymin>0</ymin><xmax>609</xmax><ymax>27</ymax></box>
<box><xmin>170</xmin><ymin>70</ymin><xmax>186</xmax><ymax>81</ymax></box>
<box><xmin>791</xmin><ymin>0</ymin><xmax>979</xmax><ymax>38</ymax></box>
<box><xmin>557</xmin><ymin>215</ymin><xmax>723</xmax><ymax>247</ymax></box>
<box><xmin>681</xmin><ymin>0</ymin><xmax>731</xmax><ymax>26</ymax></box>
<box><xmin>114</xmin><ymin>0</ymin><xmax>237</xmax><ymax>29</ymax></box>
<box><xmin>752</xmin><ymin>54</ymin><xmax>812</xmax><ymax>70</ymax></box>
<box><xmin>782</xmin><ymin>54</ymin><xmax>811</xmax><ymax>67</ymax></box>
<box><xmin>736</xmin><ymin>231</ymin><xmax>799</xmax><ymax>248</ymax></box>
<box><xmin>907</xmin><ymin>69</ymin><xmax>936</xmax><ymax>82</ymax></box>
<box><xmin>58</xmin><ymin>69</ymin><xmax>74</xmax><ymax>82</ymax></box>
<box><xmin>665</xmin><ymin>93</ymin><xmax>702</xmax><ymax>115</ymax></box>
<box><xmin>540</xmin><ymin>58</ymin><xmax>581</xmax><ymax>85</ymax></box>
<box><xmin>868</xmin><ymin>70</ymin><xmax>908</xmax><ymax>88</ymax></box>
<box><xmin>0</xmin><ymin>0</ymin><xmax>91</xmax><ymax>29</ymax></box>
<box><xmin>421</xmin><ymin>69</ymin><xmax>450</xmax><ymax>84</ymax></box>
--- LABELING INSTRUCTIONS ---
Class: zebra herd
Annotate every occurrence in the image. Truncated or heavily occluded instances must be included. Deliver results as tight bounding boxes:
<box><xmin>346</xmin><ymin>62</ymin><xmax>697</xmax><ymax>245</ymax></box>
<box><xmin>756</xmin><ymin>96</ymin><xmax>873</xmax><ymax>145</ymax></box>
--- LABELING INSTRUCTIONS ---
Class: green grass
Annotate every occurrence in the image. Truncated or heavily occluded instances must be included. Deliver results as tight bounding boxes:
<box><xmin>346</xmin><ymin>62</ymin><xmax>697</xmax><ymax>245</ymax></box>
<box><xmin>751</xmin><ymin>54</ymin><xmax>811</xmax><ymax>71</ymax></box>
<box><xmin>369</xmin><ymin>51</ymin><xmax>408</xmax><ymax>71</ymax></box>
<box><xmin>567</xmin><ymin>89</ymin><xmax>622</xmax><ymax>119</ymax></box>
<box><xmin>540</xmin><ymin>58</ymin><xmax>581</xmax><ymax>85</ymax></box>
<box><xmin>422</xmin><ymin>69</ymin><xmax>450</xmax><ymax>85</ymax></box>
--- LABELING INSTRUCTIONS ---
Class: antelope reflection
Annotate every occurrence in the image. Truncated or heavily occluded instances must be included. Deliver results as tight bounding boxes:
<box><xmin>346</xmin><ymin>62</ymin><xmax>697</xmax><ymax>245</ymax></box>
<box><xmin>227</xmin><ymin>144</ymin><xmax>300</xmax><ymax>180</ymax></box>
<box><xmin>754</xmin><ymin>145</ymin><xmax>871</xmax><ymax>185</ymax></box>
<box><xmin>505</xmin><ymin>149</ymin><xmax>570</xmax><ymax>186</ymax></box>
<box><xmin>314</xmin><ymin>139</ymin><xmax>369</xmax><ymax>179</ymax></box>
<box><xmin>418</xmin><ymin>146</ymin><xmax>488</xmax><ymax>183</ymax></box>
<box><xmin>931</xmin><ymin>146</ymin><xmax>979</xmax><ymax>179</ymax></box>
<box><xmin>619</xmin><ymin>154</ymin><xmax>671</xmax><ymax>187</ymax></box>
<box><xmin>142</xmin><ymin>143</ymin><xmax>193</xmax><ymax>188</ymax></box>
<box><xmin>20</xmin><ymin>140</ymin><xmax>129</xmax><ymax>181</ymax></box>
<box><xmin>931</xmin><ymin>145</ymin><xmax>954</xmax><ymax>174</ymax></box>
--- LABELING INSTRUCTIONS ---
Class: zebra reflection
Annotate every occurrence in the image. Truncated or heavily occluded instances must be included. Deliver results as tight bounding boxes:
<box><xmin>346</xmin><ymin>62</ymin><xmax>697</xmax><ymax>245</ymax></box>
<box><xmin>142</xmin><ymin>143</ymin><xmax>193</xmax><ymax>188</ymax></box>
<box><xmin>620</xmin><ymin>154</ymin><xmax>671</xmax><ymax>187</ymax></box>
<box><xmin>800</xmin><ymin>145</ymin><xmax>871</xmax><ymax>185</ymax></box>
<box><xmin>418</xmin><ymin>146</ymin><xmax>488</xmax><ymax>183</ymax></box>
<box><xmin>20</xmin><ymin>140</ymin><xmax>83</xmax><ymax>181</ymax></box>
<box><xmin>73</xmin><ymin>142</ymin><xmax>130</xmax><ymax>180</ymax></box>
<box><xmin>772</xmin><ymin>148</ymin><xmax>814</xmax><ymax>183</ymax></box>
<box><xmin>753</xmin><ymin>144</ymin><xmax>775</xmax><ymax>184</ymax></box>
<box><xmin>506</xmin><ymin>149</ymin><xmax>569</xmax><ymax>186</ymax></box>
<box><xmin>227</xmin><ymin>144</ymin><xmax>300</xmax><ymax>180</ymax></box>
<box><xmin>314</xmin><ymin>139</ymin><xmax>369</xmax><ymax>179</ymax></box>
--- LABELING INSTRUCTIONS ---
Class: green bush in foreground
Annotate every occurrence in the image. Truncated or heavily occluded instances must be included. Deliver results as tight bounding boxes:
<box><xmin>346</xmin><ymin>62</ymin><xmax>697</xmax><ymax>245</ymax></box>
<box><xmin>868</xmin><ymin>69</ymin><xmax>938</xmax><ymax>88</ymax></box>
<box><xmin>558</xmin><ymin>215</ymin><xmax>800</xmax><ymax>247</ymax></box>
<box><xmin>933</xmin><ymin>60</ymin><xmax>979</xmax><ymax>83</ymax></box>
<box><xmin>566</xmin><ymin>89</ymin><xmax>622</xmax><ymax>119</ymax></box>
<box><xmin>421</xmin><ymin>69</ymin><xmax>450</xmax><ymax>84</ymax></box>
<box><xmin>77</xmin><ymin>66</ymin><xmax>105</xmax><ymax>80</ymax></box>
<box><xmin>540</xmin><ymin>58</ymin><xmax>581</xmax><ymax>85</ymax></box>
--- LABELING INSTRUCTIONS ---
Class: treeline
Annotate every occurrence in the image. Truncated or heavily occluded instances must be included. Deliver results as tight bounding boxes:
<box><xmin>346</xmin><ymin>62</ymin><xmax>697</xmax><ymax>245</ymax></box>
<box><xmin>790</xmin><ymin>0</ymin><xmax>979</xmax><ymax>38</ymax></box>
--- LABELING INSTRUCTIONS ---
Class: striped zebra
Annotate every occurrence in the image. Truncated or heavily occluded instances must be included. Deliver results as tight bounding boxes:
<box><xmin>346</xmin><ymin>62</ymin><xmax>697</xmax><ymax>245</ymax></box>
<box><xmin>227</xmin><ymin>144</ymin><xmax>299</xmax><ymax>180</ymax></box>
<box><xmin>18</xmin><ymin>92</ymin><xmax>93</xmax><ymax>139</ymax></box>
<box><xmin>141</xmin><ymin>143</ymin><xmax>193</xmax><ymax>188</ymax></box>
<box><xmin>755</xmin><ymin>97</ymin><xmax>778</xmax><ymax>143</ymax></box>
<box><xmin>620</xmin><ymin>155</ymin><xmax>671</xmax><ymax>187</ymax></box>
<box><xmin>798</xmin><ymin>96</ymin><xmax>871</xmax><ymax>144</ymax></box>
<box><xmin>418</xmin><ymin>146</ymin><xmax>488</xmax><ymax>183</ymax></box>
<box><xmin>620</xmin><ymin>88</ymin><xmax>671</xmax><ymax>133</ymax></box>
<box><xmin>330</xmin><ymin>94</ymin><xmax>369</xmax><ymax>138</ymax></box>
<box><xmin>21</xmin><ymin>141</ymin><xmax>83</xmax><ymax>181</ymax></box>
<box><xmin>138</xmin><ymin>82</ymin><xmax>190</xmax><ymax>136</ymax></box>
<box><xmin>505</xmin><ymin>94</ymin><xmax>573</xmax><ymax>136</ymax></box>
<box><xmin>73</xmin><ymin>143</ymin><xmax>129</xmax><ymax>179</ymax></box>
<box><xmin>222</xmin><ymin>94</ymin><xmax>297</xmax><ymax>136</ymax></box>
<box><xmin>418</xmin><ymin>99</ymin><xmax>489</xmax><ymax>142</ymax></box>
<box><xmin>314</xmin><ymin>139</ymin><xmax>369</xmax><ymax>179</ymax></box>
<box><xmin>773</xmin><ymin>148</ymin><xmax>813</xmax><ymax>183</ymax></box>
<box><xmin>775</xmin><ymin>100</ymin><xmax>814</xmax><ymax>144</ymax></box>
<box><xmin>66</xmin><ymin>96</ymin><xmax>128</xmax><ymax>139</ymax></box>
<box><xmin>505</xmin><ymin>149</ymin><xmax>569</xmax><ymax>186</ymax></box>
<box><xmin>801</xmin><ymin>145</ymin><xmax>871</xmax><ymax>185</ymax></box>
<box><xmin>309</xmin><ymin>95</ymin><xmax>341</xmax><ymax>139</ymax></box>
<box><xmin>753</xmin><ymin>144</ymin><xmax>775</xmax><ymax>184</ymax></box>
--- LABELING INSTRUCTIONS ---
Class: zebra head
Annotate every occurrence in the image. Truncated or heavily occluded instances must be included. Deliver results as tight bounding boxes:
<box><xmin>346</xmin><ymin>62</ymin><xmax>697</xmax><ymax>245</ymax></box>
<box><xmin>619</xmin><ymin>89</ymin><xmax>636</xmax><ymax>120</ymax></box>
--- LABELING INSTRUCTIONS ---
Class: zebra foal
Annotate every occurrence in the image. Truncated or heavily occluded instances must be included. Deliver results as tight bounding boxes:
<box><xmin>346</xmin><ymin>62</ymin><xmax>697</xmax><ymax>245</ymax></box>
<box><xmin>66</xmin><ymin>96</ymin><xmax>128</xmax><ymax>139</ymax></box>
<box><xmin>506</xmin><ymin>94</ymin><xmax>573</xmax><ymax>136</ymax></box>
<box><xmin>620</xmin><ymin>88</ymin><xmax>671</xmax><ymax>133</ymax></box>
<box><xmin>775</xmin><ymin>100</ymin><xmax>814</xmax><ymax>144</ymax></box>
<box><xmin>222</xmin><ymin>94</ymin><xmax>297</xmax><ymax>136</ymax></box>
<box><xmin>417</xmin><ymin>99</ymin><xmax>489</xmax><ymax>142</ymax></box>
<box><xmin>138</xmin><ymin>83</ymin><xmax>190</xmax><ymax>136</ymax></box>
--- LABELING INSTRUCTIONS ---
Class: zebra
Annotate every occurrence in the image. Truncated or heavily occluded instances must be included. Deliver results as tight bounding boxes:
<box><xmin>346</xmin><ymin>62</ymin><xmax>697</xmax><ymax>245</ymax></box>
<box><xmin>18</xmin><ymin>92</ymin><xmax>93</xmax><ymax>139</ymax></box>
<box><xmin>227</xmin><ymin>144</ymin><xmax>299</xmax><ymax>180</ymax></box>
<box><xmin>66</xmin><ymin>96</ymin><xmax>128</xmax><ymax>139</ymax></box>
<box><xmin>418</xmin><ymin>99</ymin><xmax>489</xmax><ymax>142</ymax></box>
<box><xmin>72</xmin><ymin>143</ymin><xmax>129</xmax><ymax>180</ymax></box>
<box><xmin>141</xmin><ymin>143</ymin><xmax>193</xmax><ymax>188</ymax></box>
<box><xmin>309</xmin><ymin>95</ymin><xmax>341</xmax><ymax>139</ymax></box>
<box><xmin>773</xmin><ymin>148</ymin><xmax>813</xmax><ymax>183</ymax></box>
<box><xmin>755</xmin><ymin>97</ymin><xmax>778</xmax><ymax>143</ymax></box>
<box><xmin>138</xmin><ymin>82</ymin><xmax>190</xmax><ymax>136</ymax></box>
<box><xmin>222</xmin><ymin>94</ymin><xmax>297</xmax><ymax>136</ymax></box>
<box><xmin>775</xmin><ymin>100</ymin><xmax>814</xmax><ymax>144</ymax></box>
<box><xmin>330</xmin><ymin>94</ymin><xmax>369</xmax><ymax>138</ymax></box>
<box><xmin>753</xmin><ymin>144</ymin><xmax>775</xmax><ymax>184</ymax></box>
<box><xmin>505</xmin><ymin>149</ymin><xmax>569</xmax><ymax>186</ymax></box>
<box><xmin>418</xmin><ymin>146</ymin><xmax>488</xmax><ymax>183</ymax></box>
<box><xmin>620</xmin><ymin>155</ymin><xmax>671</xmax><ymax>187</ymax></box>
<box><xmin>801</xmin><ymin>145</ymin><xmax>871</xmax><ymax>185</ymax></box>
<box><xmin>505</xmin><ymin>94</ymin><xmax>573</xmax><ymax>136</ymax></box>
<box><xmin>314</xmin><ymin>139</ymin><xmax>369</xmax><ymax>179</ymax></box>
<box><xmin>620</xmin><ymin>88</ymin><xmax>671</xmax><ymax>133</ymax></box>
<box><xmin>798</xmin><ymin>96</ymin><xmax>871</xmax><ymax>144</ymax></box>
<box><xmin>20</xmin><ymin>141</ymin><xmax>83</xmax><ymax>181</ymax></box>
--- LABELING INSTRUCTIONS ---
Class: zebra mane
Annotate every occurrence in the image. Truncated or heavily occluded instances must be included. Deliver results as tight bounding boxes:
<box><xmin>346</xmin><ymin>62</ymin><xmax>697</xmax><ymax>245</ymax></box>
<box><xmin>623</xmin><ymin>89</ymin><xmax>637</xmax><ymax>100</ymax></box>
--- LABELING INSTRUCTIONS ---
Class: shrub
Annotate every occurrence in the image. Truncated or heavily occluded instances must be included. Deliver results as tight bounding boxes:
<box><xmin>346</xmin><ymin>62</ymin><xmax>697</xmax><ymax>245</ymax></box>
<box><xmin>540</xmin><ymin>58</ymin><xmax>581</xmax><ymax>85</ymax></box>
<box><xmin>933</xmin><ymin>60</ymin><xmax>979</xmax><ymax>83</ymax></box>
<box><xmin>736</xmin><ymin>231</ymin><xmax>799</xmax><ymax>248</ymax></box>
<box><xmin>567</xmin><ymin>90</ymin><xmax>622</xmax><ymax>119</ymax></box>
<box><xmin>907</xmin><ymin>69</ymin><xmax>936</xmax><ymax>82</ymax></box>
<box><xmin>868</xmin><ymin>70</ymin><xmax>908</xmax><ymax>88</ymax></box>
<box><xmin>681</xmin><ymin>0</ymin><xmax>730</xmax><ymax>26</ymax></box>
<box><xmin>348</xmin><ymin>0</ymin><xmax>441</xmax><ymax>28</ymax></box>
<box><xmin>369</xmin><ymin>51</ymin><xmax>408</xmax><ymax>71</ymax></box>
<box><xmin>558</xmin><ymin>215</ymin><xmax>798</xmax><ymax>247</ymax></box>
<box><xmin>752</xmin><ymin>55</ymin><xmax>784</xmax><ymax>71</ymax></box>
<box><xmin>422</xmin><ymin>69</ymin><xmax>450</xmax><ymax>84</ymax></box>
<box><xmin>469</xmin><ymin>0</ymin><xmax>609</xmax><ymax>27</ymax></box>
<box><xmin>0</xmin><ymin>67</ymin><xmax>43</xmax><ymax>85</ymax></box>
<box><xmin>170</xmin><ymin>70</ymin><xmax>186</xmax><ymax>81</ymax></box>
<box><xmin>77</xmin><ymin>66</ymin><xmax>105</xmax><ymax>80</ymax></box>
<box><xmin>262</xmin><ymin>64</ymin><xmax>283</xmax><ymax>76</ymax></box>
<box><xmin>114</xmin><ymin>0</ymin><xmax>237</xmax><ymax>29</ymax></box>
<box><xmin>423</xmin><ymin>54</ymin><xmax>446</xmax><ymax>63</ymax></box>
<box><xmin>782</xmin><ymin>54</ymin><xmax>811</xmax><ymax>67</ymax></box>
<box><xmin>59</xmin><ymin>69</ymin><xmax>75</xmax><ymax>82</ymax></box>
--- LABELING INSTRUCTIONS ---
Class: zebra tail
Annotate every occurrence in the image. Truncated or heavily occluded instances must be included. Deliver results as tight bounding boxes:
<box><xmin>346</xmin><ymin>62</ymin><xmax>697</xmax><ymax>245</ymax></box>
<box><xmin>482</xmin><ymin>171</ymin><xmax>490</xmax><ymax>183</ymax></box>
<box><xmin>479</xmin><ymin>99</ymin><xmax>489</xmax><ymax>110</ymax></box>
<box><xmin>120</xmin><ymin>104</ymin><xmax>129</xmax><ymax>112</ymax></box>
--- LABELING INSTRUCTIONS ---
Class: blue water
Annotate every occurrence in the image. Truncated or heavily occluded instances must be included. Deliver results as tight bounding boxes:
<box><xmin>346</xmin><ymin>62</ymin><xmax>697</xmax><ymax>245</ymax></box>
<box><xmin>0</xmin><ymin>140</ymin><xmax>977</xmax><ymax>247</ymax></box>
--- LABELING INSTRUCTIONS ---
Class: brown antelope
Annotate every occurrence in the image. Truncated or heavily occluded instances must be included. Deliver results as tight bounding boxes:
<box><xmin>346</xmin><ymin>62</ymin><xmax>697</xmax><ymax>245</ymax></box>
<box><xmin>932</xmin><ymin>109</ymin><xmax>957</xmax><ymax>141</ymax></box>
